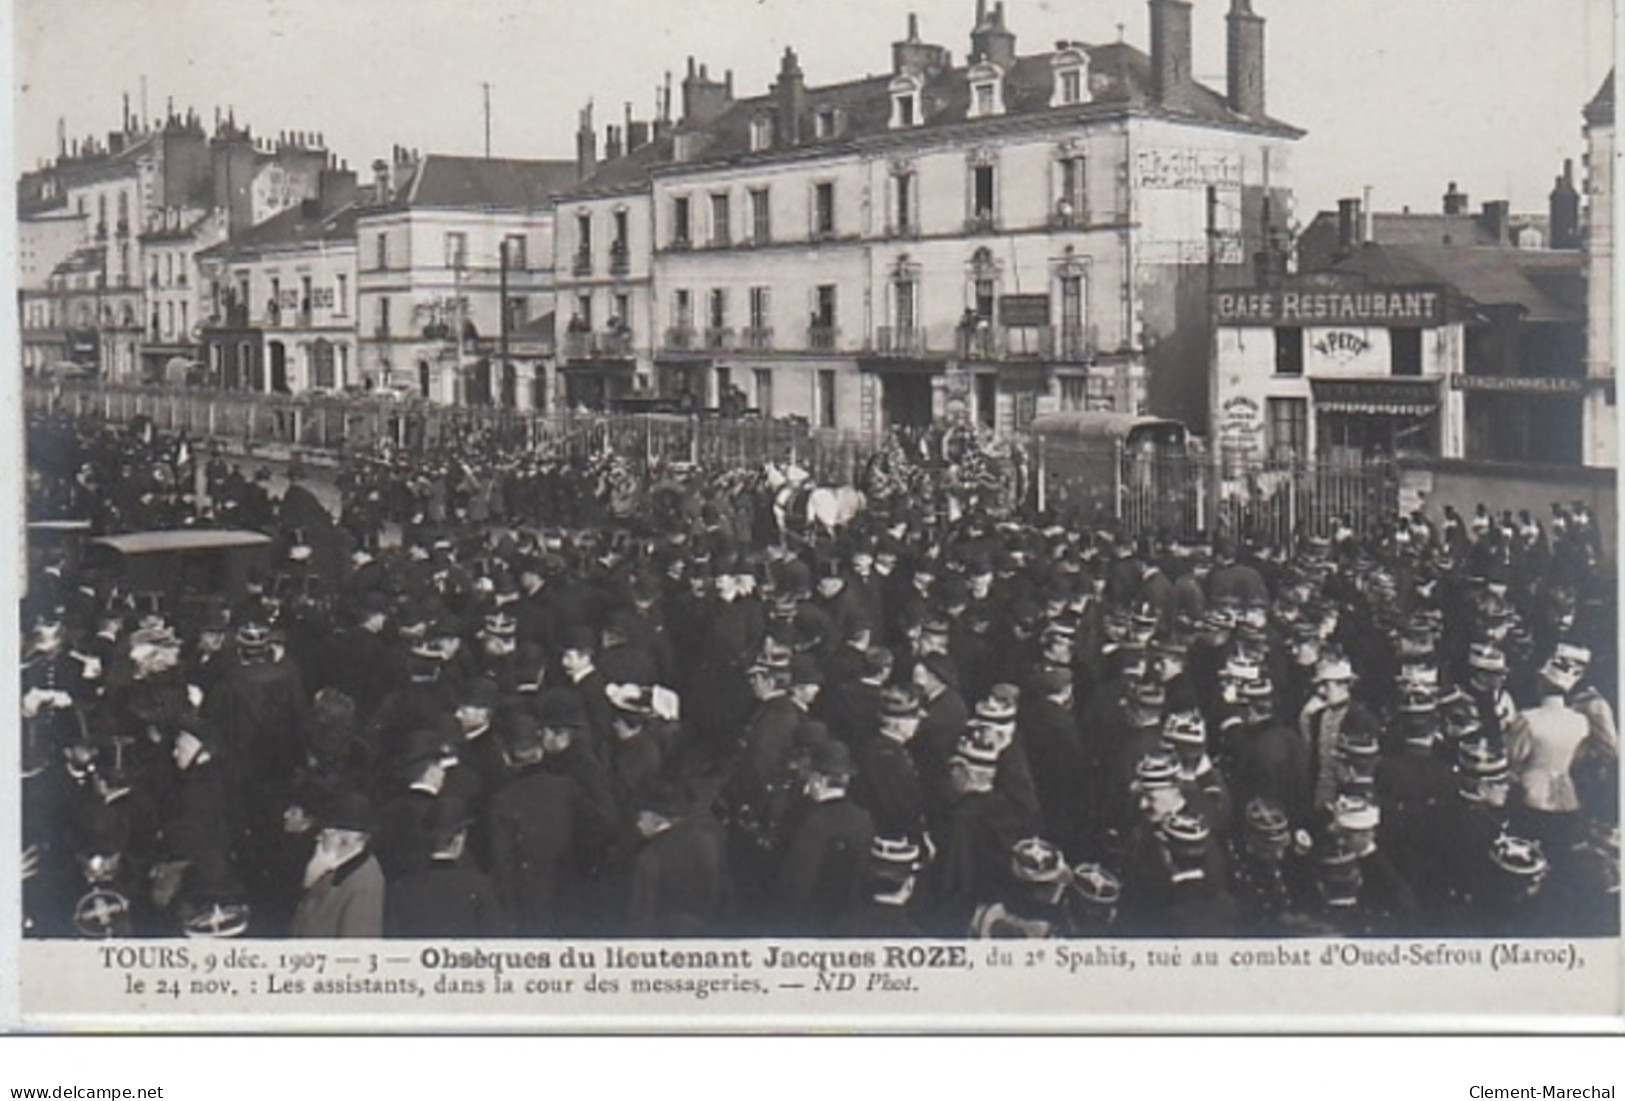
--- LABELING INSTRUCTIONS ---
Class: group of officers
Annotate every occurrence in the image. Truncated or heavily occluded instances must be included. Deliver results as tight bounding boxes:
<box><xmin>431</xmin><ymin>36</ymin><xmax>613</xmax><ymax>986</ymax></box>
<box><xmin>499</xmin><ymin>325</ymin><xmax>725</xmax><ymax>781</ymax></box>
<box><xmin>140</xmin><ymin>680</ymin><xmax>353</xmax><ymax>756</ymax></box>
<box><xmin>19</xmin><ymin>412</ymin><xmax>1621</xmax><ymax>941</ymax></box>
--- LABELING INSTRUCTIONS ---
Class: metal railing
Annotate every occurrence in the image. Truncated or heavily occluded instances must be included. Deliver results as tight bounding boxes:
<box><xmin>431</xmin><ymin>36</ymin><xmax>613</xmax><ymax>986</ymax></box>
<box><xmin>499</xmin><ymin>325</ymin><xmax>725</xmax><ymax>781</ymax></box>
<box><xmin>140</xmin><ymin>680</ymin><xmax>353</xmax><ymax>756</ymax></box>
<box><xmin>742</xmin><ymin>327</ymin><xmax>774</xmax><ymax>351</ymax></box>
<box><xmin>874</xmin><ymin>327</ymin><xmax>928</xmax><ymax>356</ymax></box>
<box><xmin>808</xmin><ymin>324</ymin><xmax>839</xmax><ymax>351</ymax></box>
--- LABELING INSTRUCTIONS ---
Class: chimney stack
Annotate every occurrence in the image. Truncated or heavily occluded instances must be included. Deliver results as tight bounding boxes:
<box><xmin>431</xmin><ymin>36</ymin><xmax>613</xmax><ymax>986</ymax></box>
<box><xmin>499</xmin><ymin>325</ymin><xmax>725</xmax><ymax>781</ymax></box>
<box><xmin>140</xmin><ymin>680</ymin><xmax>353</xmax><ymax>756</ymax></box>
<box><xmin>1442</xmin><ymin>181</ymin><xmax>1469</xmax><ymax>216</ymax></box>
<box><xmin>1479</xmin><ymin>200</ymin><xmax>1510</xmax><ymax>245</ymax></box>
<box><xmin>1149</xmin><ymin>0</ymin><xmax>1195</xmax><ymax>111</ymax></box>
<box><xmin>372</xmin><ymin>159</ymin><xmax>390</xmax><ymax>205</ymax></box>
<box><xmin>681</xmin><ymin>56</ymin><xmax>733</xmax><ymax>125</ymax></box>
<box><xmin>970</xmin><ymin>1</ymin><xmax>1017</xmax><ymax>68</ymax></box>
<box><xmin>893</xmin><ymin>11</ymin><xmax>952</xmax><ymax>76</ymax></box>
<box><xmin>576</xmin><ymin>101</ymin><xmax>597</xmax><ymax>180</ymax></box>
<box><xmin>775</xmin><ymin>47</ymin><xmax>807</xmax><ymax>148</ymax></box>
<box><xmin>1550</xmin><ymin>159</ymin><xmax>1582</xmax><ymax>249</ymax></box>
<box><xmin>1336</xmin><ymin>197</ymin><xmax>1365</xmax><ymax>253</ymax></box>
<box><xmin>1226</xmin><ymin>0</ymin><xmax>1266</xmax><ymax>118</ymax></box>
<box><xmin>627</xmin><ymin>120</ymin><xmax>651</xmax><ymax>152</ymax></box>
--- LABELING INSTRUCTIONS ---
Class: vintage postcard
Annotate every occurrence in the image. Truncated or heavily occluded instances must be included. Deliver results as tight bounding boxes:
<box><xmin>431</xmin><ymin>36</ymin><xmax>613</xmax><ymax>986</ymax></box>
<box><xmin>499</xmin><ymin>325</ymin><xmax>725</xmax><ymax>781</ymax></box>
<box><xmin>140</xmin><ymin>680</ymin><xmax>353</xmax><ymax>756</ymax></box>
<box><xmin>4</xmin><ymin>0</ymin><xmax>1621</xmax><ymax>1034</ymax></box>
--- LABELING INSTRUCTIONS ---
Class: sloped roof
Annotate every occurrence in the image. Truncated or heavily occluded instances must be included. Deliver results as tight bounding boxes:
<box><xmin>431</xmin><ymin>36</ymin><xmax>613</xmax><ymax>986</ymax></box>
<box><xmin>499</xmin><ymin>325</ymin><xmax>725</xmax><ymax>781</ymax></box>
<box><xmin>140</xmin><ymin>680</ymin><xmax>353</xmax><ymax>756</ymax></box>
<box><xmin>403</xmin><ymin>155</ymin><xmax>580</xmax><ymax>210</ymax></box>
<box><xmin>1332</xmin><ymin>242</ymin><xmax>1584</xmax><ymax>323</ymax></box>
<box><xmin>1585</xmin><ymin>70</ymin><xmax>1614</xmax><ymax>126</ymax></box>
<box><xmin>197</xmin><ymin>201</ymin><xmax>359</xmax><ymax>260</ymax></box>
<box><xmin>50</xmin><ymin>246</ymin><xmax>106</xmax><ymax>277</ymax></box>
<box><xmin>564</xmin><ymin>40</ymin><xmax>1301</xmax><ymax>196</ymax></box>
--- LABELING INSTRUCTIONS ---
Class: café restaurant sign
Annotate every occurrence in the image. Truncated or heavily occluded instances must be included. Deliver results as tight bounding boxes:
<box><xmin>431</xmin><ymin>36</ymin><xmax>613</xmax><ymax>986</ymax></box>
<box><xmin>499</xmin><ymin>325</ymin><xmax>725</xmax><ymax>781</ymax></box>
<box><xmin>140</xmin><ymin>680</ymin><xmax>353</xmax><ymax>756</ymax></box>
<box><xmin>1213</xmin><ymin>285</ymin><xmax>1444</xmax><ymax>327</ymax></box>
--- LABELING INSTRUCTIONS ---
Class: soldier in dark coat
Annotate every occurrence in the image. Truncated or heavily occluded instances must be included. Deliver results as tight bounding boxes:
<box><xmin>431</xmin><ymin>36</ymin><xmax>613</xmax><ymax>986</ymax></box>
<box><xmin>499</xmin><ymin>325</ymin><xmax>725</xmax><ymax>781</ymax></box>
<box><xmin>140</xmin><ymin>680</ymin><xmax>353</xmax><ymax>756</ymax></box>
<box><xmin>485</xmin><ymin>709</ymin><xmax>615</xmax><ymax>936</ymax></box>
<box><xmin>851</xmin><ymin>685</ymin><xmax>930</xmax><ymax>851</ymax></box>
<box><xmin>1019</xmin><ymin>667</ymin><xmax>1092</xmax><ymax>859</ymax></box>
<box><xmin>384</xmin><ymin>797</ymin><xmax>508</xmax><ymax>938</ymax></box>
<box><xmin>201</xmin><ymin>622</ymin><xmax>310</xmax><ymax>820</ymax></box>
<box><xmin>832</xmin><ymin>836</ymin><xmax>927</xmax><ymax>937</ymax></box>
<box><xmin>775</xmin><ymin>741</ymin><xmax>875</xmax><ymax>936</ymax></box>
<box><xmin>616</xmin><ymin>786</ymin><xmax>729</xmax><ymax>938</ymax></box>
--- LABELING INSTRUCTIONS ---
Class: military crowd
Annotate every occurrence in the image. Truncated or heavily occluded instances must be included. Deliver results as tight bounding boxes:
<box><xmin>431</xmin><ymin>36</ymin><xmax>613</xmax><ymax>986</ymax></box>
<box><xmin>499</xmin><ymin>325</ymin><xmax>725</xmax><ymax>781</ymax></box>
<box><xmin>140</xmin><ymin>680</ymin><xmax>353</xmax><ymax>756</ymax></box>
<box><xmin>20</xmin><ymin>411</ymin><xmax>1621</xmax><ymax>940</ymax></box>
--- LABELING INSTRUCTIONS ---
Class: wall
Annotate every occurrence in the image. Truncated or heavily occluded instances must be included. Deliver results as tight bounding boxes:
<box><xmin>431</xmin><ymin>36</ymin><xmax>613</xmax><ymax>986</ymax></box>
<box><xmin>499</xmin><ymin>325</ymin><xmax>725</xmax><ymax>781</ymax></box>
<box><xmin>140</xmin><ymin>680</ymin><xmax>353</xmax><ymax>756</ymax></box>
<box><xmin>1399</xmin><ymin>456</ymin><xmax>1617</xmax><ymax>561</ymax></box>
<box><xmin>1585</xmin><ymin>114</ymin><xmax>1616</xmax><ymax>468</ymax></box>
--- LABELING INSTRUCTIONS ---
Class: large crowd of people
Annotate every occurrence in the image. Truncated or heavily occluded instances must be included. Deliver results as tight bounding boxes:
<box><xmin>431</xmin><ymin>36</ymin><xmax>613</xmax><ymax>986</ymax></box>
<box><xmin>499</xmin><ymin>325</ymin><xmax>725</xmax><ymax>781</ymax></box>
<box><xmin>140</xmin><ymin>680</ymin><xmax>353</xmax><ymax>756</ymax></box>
<box><xmin>20</xmin><ymin>410</ymin><xmax>1620</xmax><ymax>940</ymax></box>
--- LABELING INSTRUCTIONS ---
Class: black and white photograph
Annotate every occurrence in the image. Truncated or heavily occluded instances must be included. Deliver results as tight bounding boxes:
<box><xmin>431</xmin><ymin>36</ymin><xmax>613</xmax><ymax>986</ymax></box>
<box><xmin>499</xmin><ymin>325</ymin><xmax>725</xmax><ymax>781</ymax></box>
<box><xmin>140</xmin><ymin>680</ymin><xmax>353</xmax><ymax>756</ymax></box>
<box><xmin>5</xmin><ymin>0</ymin><xmax>1622</xmax><ymax>1037</ymax></box>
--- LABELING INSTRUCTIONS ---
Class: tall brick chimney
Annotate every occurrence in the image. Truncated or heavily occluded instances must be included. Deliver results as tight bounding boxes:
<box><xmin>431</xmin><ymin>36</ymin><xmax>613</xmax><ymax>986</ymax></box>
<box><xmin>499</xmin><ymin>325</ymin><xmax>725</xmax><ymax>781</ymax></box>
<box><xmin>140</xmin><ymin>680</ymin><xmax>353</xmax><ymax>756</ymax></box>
<box><xmin>1226</xmin><ymin>0</ymin><xmax>1266</xmax><ymax>118</ymax></box>
<box><xmin>1149</xmin><ymin>0</ymin><xmax>1195</xmax><ymax>111</ymax></box>
<box><xmin>575</xmin><ymin>101</ymin><xmax>597</xmax><ymax>181</ymax></box>
<box><xmin>774</xmin><ymin>47</ymin><xmax>807</xmax><ymax>148</ymax></box>
<box><xmin>1550</xmin><ymin>159</ymin><xmax>1581</xmax><ymax>249</ymax></box>
<box><xmin>681</xmin><ymin>58</ymin><xmax>733</xmax><ymax>125</ymax></box>
<box><xmin>970</xmin><ymin>1</ymin><xmax>1017</xmax><ymax>68</ymax></box>
<box><xmin>893</xmin><ymin>12</ymin><xmax>951</xmax><ymax>77</ymax></box>
<box><xmin>1442</xmin><ymin>181</ymin><xmax>1469</xmax><ymax>215</ymax></box>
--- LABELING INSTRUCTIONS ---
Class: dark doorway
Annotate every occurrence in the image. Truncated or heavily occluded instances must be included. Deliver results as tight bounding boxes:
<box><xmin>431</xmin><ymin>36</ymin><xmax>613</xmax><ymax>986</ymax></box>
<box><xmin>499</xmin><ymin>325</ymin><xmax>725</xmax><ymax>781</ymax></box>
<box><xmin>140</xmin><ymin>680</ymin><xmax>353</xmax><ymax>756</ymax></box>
<box><xmin>268</xmin><ymin>342</ymin><xmax>288</xmax><ymax>394</ymax></box>
<box><xmin>882</xmin><ymin>375</ymin><xmax>933</xmax><ymax>429</ymax></box>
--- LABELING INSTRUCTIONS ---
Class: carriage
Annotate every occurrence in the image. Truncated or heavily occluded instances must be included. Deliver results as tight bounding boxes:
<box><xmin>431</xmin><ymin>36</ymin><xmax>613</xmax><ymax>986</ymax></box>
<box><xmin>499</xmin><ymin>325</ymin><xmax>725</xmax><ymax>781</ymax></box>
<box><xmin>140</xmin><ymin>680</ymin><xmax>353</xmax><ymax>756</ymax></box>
<box><xmin>1026</xmin><ymin>412</ymin><xmax>1200</xmax><ymax>534</ymax></box>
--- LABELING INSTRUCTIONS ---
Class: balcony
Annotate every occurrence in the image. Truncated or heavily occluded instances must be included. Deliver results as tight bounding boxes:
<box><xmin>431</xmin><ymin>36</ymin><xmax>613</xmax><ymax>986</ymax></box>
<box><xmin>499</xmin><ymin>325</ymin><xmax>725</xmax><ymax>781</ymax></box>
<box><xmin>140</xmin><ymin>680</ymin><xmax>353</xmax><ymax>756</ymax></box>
<box><xmin>95</xmin><ymin>222</ymin><xmax>108</xmax><ymax>241</ymax></box>
<box><xmin>889</xmin><ymin>219</ymin><xmax>921</xmax><ymax>240</ymax></box>
<box><xmin>665</xmin><ymin>325</ymin><xmax>698</xmax><ymax>351</ymax></box>
<box><xmin>874</xmin><ymin>327</ymin><xmax>928</xmax><ymax>356</ymax></box>
<box><xmin>669</xmin><ymin>236</ymin><xmax>693</xmax><ymax>252</ymax></box>
<box><xmin>116</xmin><ymin>219</ymin><xmax>130</xmax><ymax>238</ymax></box>
<box><xmin>1043</xmin><ymin>323</ymin><xmax>1098</xmax><ymax>362</ymax></box>
<box><xmin>808</xmin><ymin>324</ymin><xmax>839</xmax><ymax>351</ymax></box>
<box><xmin>609</xmin><ymin>243</ymin><xmax>631</xmax><ymax>275</ymax></box>
<box><xmin>1048</xmin><ymin>204</ymin><xmax>1085</xmax><ymax>230</ymax></box>
<box><xmin>958</xmin><ymin>325</ymin><xmax>1004</xmax><ymax>360</ymax></box>
<box><xmin>742</xmin><ymin>326</ymin><xmax>774</xmax><ymax>351</ymax></box>
<box><xmin>704</xmin><ymin>327</ymin><xmax>735</xmax><ymax>351</ymax></box>
<box><xmin>572</xmin><ymin>249</ymin><xmax>593</xmax><ymax>277</ymax></box>
<box><xmin>373</xmin><ymin>324</ymin><xmax>392</xmax><ymax>341</ymax></box>
<box><xmin>706</xmin><ymin>230</ymin><xmax>732</xmax><ymax>250</ymax></box>
<box><xmin>965</xmin><ymin>211</ymin><xmax>998</xmax><ymax>235</ymax></box>
<box><xmin>567</xmin><ymin>331</ymin><xmax>635</xmax><ymax>360</ymax></box>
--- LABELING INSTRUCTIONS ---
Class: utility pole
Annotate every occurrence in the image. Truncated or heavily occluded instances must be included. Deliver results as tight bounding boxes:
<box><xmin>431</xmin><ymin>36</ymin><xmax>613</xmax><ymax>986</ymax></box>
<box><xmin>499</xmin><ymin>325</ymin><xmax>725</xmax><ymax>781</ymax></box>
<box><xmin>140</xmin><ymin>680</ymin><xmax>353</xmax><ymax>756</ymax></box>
<box><xmin>454</xmin><ymin>257</ymin><xmax>466</xmax><ymax>407</ymax></box>
<box><xmin>499</xmin><ymin>237</ymin><xmax>510</xmax><ymax>407</ymax></box>
<box><xmin>482</xmin><ymin>83</ymin><xmax>492</xmax><ymax>159</ymax></box>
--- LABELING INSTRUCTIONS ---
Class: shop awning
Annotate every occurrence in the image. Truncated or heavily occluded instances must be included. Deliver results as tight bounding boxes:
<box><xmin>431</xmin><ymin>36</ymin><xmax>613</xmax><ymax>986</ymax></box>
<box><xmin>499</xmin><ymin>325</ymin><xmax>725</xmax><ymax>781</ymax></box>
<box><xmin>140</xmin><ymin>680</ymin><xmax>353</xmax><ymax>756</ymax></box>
<box><xmin>1312</xmin><ymin>378</ymin><xmax>1440</xmax><ymax>417</ymax></box>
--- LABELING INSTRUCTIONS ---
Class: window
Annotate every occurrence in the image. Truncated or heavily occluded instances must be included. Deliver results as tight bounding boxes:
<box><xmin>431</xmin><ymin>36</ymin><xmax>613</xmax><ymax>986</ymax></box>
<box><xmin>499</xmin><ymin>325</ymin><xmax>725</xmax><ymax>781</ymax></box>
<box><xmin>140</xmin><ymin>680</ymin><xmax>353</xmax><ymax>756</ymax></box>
<box><xmin>375</xmin><ymin>233</ymin><xmax>389</xmax><ymax>271</ymax></box>
<box><xmin>507</xmin><ymin>296</ymin><xmax>529</xmax><ymax>330</ymax></box>
<box><xmin>300</xmin><ymin>275</ymin><xmax>313</xmax><ymax>317</ymax></box>
<box><xmin>335</xmin><ymin>274</ymin><xmax>349</xmax><ymax>316</ymax></box>
<box><xmin>817</xmin><ymin>369</ymin><xmax>837</xmax><ymax>428</ymax></box>
<box><xmin>749</xmin><ymin>286</ymin><xmax>771</xmax><ymax>338</ymax></box>
<box><xmin>895</xmin><ymin>171</ymin><xmax>916</xmax><ymax>235</ymax></box>
<box><xmin>754</xmin><ymin>368</ymin><xmax>774</xmax><ymax>416</ymax></box>
<box><xmin>378</xmin><ymin>296</ymin><xmax>391</xmax><ymax>336</ymax></box>
<box><xmin>896</xmin><ymin>95</ymin><xmax>916</xmax><ymax>127</ymax></box>
<box><xmin>1274</xmin><ymin>328</ymin><xmax>1304</xmax><ymax>376</ymax></box>
<box><xmin>615</xmin><ymin>293</ymin><xmax>631</xmax><ymax>328</ymax></box>
<box><xmin>974</xmin><ymin>83</ymin><xmax>996</xmax><ymax>116</ymax></box>
<box><xmin>673</xmin><ymin>197</ymin><xmax>692</xmax><ymax>246</ymax></box>
<box><xmin>577</xmin><ymin>212</ymin><xmax>593</xmax><ymax>254</ymax></box>
<box><xmin>179</xmin><ymin>301</ymin><xmax>188</xmax><ymax>336</ymax></box>
<box><xmin>1267</xmin><ymin>397</ymin><xmax>1308</xmax><ymax>461</ymax></box>
<box><xmin>1391</xmin><ymin>328</ymin><xmax>1423</xmax><ymax>377</ymax></box>
<box><xmin>165</xmin><ymin>301</ymin><xmax>175</xmax><ymax>337</ymax></box>
<box><xmin>973</xmin><ymin>165</ymin><xmax>996</xmax><ymax>221</ymax></box>
<box><xmin>269</xmin><ymin>277</ymin><xmax>282</xmax><ymax>322</ymax></box>
<box><xmin>613</xmin><ymin>211</ymin><xmax>628</xmax><ymax>250</ymax></box>
<box><xmin>815</xmin><ymin>108</ymin><xmax>838</xmax><ymax>139</ymax></box>
<box><xmin>974</xmin><ymin>278</ymin><xmax>996</xmax><ymax>320</ymax></box>
<box><xmin>674</xmin><ymin>289</ymin><xmax>693</xmax><ymax>327</ymax></box>
<box><xmin>894</xmin><ymin>279</ymin><xmax>917</xmax><ymax>331</ymax></box>
<box><xmin>164</xmin><ymin>254</ymin><xmax>174</xmax><ymax>284</ymax></box>
<box><xmin>815</xmin><ymin>285</ymin><xmax>837</xmax><ymax>328</ymax></box>
<box><xmin>1057</xmin><ymin>155</ymin><xmax>1086</xmax><ymax>224</ymax></box>
<box><xmin>750</xmin><ymin>188</ymin><xmax>771</xmax><ymax>244</ymax></box>
<box><xmin>577</xmin><ymin>294</ymin><xmax>593</xmax><ymax>330</ymax></box>
<box><xmin>814</xmin><ymin>182</ymin><xmax>836</xmax><ymax>237</ymax></box>
<box><xmin>505</xmin><ymin>234</ymin><xmax>527</xmax><ymax>270</ymax></box>
<box><xmin>1060</xmin><ymin>69</ymin><xmax>1082</xmax><ymax>104</ymax></box>
<box><xmin>750</xmin><ymin>116</ymin><xmax>772</xmax><ymax>152</ymax></box>
<box><xmin>444</xmin><ymin>232</ymin><xmax>467</xmax><ymax>268</ymax></box>
<box><xmin>708</xmin><ymin>288</ymin><xmax>727</xmax><ymax>329</ymax></box>
<box><xmin>710</xmin><ymin>193</ymin><xmax>731</xmax><ymax>247</ymax></box>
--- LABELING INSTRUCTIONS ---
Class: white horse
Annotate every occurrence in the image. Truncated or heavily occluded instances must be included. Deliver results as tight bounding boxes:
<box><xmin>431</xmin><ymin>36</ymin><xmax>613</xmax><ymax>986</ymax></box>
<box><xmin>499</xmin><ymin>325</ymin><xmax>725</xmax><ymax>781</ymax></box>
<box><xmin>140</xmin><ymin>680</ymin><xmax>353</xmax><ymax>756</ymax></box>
<box><xmin>764</xmin><ymin>460</ymin><xmax>866</xmax><ymax>542</ymax></box>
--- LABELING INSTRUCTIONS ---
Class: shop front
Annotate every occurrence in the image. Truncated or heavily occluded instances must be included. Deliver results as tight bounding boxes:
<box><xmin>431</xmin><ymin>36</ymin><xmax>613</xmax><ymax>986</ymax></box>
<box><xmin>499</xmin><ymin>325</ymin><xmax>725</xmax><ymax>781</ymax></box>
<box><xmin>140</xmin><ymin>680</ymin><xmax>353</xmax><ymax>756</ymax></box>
<box><xmin>1311</xmin><ymin>377</ymin><xmax>1442</xmax><ymax>462</ymax></box>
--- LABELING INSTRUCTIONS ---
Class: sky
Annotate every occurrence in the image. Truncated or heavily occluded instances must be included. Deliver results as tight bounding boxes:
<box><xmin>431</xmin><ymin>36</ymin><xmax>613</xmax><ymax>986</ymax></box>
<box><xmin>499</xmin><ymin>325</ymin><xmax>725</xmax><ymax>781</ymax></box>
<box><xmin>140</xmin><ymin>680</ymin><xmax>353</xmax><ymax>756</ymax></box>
<box><xmin>9</xmin><ymin>0</ymin><xmax>1619</xmax><ymax>226</ymax></box>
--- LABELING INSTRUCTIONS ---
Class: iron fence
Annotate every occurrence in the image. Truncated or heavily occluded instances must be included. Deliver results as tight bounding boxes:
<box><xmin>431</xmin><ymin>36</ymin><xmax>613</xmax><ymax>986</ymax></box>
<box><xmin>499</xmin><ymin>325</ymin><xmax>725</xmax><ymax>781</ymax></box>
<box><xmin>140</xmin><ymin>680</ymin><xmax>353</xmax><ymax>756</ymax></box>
<box><xmin>29</xmin><ymin>381</ymin><xmax>1399</xmax><ymax>541</ymax></box>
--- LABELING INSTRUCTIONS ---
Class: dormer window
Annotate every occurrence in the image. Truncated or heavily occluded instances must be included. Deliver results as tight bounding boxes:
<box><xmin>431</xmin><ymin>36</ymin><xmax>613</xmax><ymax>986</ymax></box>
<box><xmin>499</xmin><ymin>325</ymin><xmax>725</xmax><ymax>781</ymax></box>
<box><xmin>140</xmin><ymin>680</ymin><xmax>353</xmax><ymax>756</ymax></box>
<box><xmin>750</xmin><ymin>116</ymin><xmax>773</xmax><ymax>153</ymax></box>
<box><xmin>815</xmin><ymin>108</ymin><xmax>839</xmax><ymax>140</ymax></box>
<box><xmin>890</xmin><ymin>73</ymin><xmax>924</xmax><ymax>129</ymax></box>
<box><xmin>1050</xmin><ymin>47</ymin><xmax>1091</xmax><ymax>107</ymax></box>
<box><xmin>967</xmin><ymin>62</ymin><xmax>1005</xmax><ymax>118</ymax></box>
